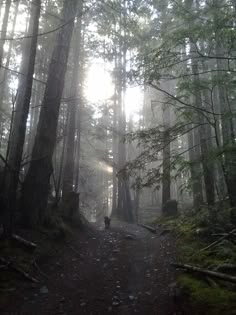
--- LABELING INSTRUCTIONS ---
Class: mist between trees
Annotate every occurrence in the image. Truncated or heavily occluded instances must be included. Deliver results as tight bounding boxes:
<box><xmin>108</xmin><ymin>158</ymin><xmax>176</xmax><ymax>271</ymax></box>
<box><xmin>0</xmin><ymin>0</ymin><xmax>235</xmax><ymax>235</ymax></box>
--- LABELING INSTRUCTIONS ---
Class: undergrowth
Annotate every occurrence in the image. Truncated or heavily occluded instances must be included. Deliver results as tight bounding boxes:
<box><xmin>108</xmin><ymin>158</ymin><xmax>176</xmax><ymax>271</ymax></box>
<box><xmin>155</xmin><ymin>208</ymin><xmax>236</xmax><ymax>314</ymax></box>
<box><xmin>178</xmin><ymin>275</ymin><xmax>236</xmax><ymax>315</ymax></box>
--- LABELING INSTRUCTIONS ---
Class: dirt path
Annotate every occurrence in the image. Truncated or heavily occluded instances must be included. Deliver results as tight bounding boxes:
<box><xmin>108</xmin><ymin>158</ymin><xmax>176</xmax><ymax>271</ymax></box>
<box><xmin>0</xmin><ymin>222</ymin><xmax>177</xmax><ymax>315</ymax></box>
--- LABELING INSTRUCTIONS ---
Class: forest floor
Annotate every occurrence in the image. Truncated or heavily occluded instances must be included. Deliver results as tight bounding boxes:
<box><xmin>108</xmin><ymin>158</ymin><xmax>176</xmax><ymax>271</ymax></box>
<box><xmin>0</xmin><ymin>221</ymin><xmax>179</xmax><ymax>315</ymax></box>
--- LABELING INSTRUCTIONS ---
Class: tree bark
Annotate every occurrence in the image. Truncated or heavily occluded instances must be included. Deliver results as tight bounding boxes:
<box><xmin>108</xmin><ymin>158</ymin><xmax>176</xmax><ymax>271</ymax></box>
<box><xmin>0</xmin><ymin>1</ymin><xmax>19</xmax><ymax>148</ymax></box>
<box><xmin>0</xmin><ymin>0</ymin><xmax>11</xmax><ymax>68</ymax></box>
<box><xmin>112</xmin><ymin>83</ymin><xmax>118</xmax><ymax>214</ymax></box>
<box><xmin>20</xmin><ymin>0</ymin><xmax>78</xmax><ymax>227</ymax></box>
<box><xmin>191</xmin><ymin>60</ymin><xmax>215</xmax><ymax>206</ymax></box>
<box><xmin>188</xmin><ymin>124</ymin><xmax>204</xmax><ymax>209</ymax></box>
<box><xmin>213</xmin><ymin>0</ymin><xmax>236</xmax><ymax>205</ymax></box>
<box><xmin>62</xmin><ymin>6</ymin><xmax>83</xmax><ymax>217</ymax></box>
<box><xmin>116</xmin><ymin>1</ymin><xmax>133</xmax><ymax>222</ymax></box>
<box><xmin>162</xmin><ymin>113</ymin><xmax>171</xmax><ymax>212</ymax></box>
<box><xmin>2</xmin><ymin>0</ymin><xmax>41</xmax><ymax>236</ymax></box>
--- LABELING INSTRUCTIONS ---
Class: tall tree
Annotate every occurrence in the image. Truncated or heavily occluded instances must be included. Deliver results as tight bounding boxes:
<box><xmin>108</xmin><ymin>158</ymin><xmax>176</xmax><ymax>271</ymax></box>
<box><xmin>0</xmin><ymin>0</ymin><xmax>19</xmax><ymax>149</ymax></box>
<box><xmin>2</xmin><ymin>0</ymin><xmax>41</xmax><ymax>236</ymax></box>
<box><xmin>21</xmin><ymin>0</ymin><xmax>79</xmax><ymax>227</ymax></box>
<box><xmin>0</xmin><ymin>0</ymin><xmax>11</xmax><ymax>67</ymax></box>
<box><xmin>62</xmin><ymin>4</ymin><xmax>83</xmax><ymax>218</ymax></box>
<box><xmin>116</xmin><ymin>0</ymin><xmax>133</xmax><ymax>222</ymax></box>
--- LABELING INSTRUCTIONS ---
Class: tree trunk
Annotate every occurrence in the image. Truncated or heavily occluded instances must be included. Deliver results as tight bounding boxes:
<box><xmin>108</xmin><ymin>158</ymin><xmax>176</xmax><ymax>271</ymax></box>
<box><xmin>0</xmin><ymin>0</ymin><xmax>19</xmax><ymax>147</ymax></box>
<box><xmin>62</xmin><ymin>8</ymin><xmax>82</xmax><ymax>218</ymax></box>
<box><xmin>184</xmin><ymin>0</ymin><xmax>213</xmax><ymax>208</ymax></box>
<box><xmin>188</xmin><ymin>124</ymin><xmax>204</xmax><ymax>209</ymax></box>
<box><xmin>74</xmin><ymin>105</ymin><xmax>81</xmax><ymax>193</ymax></box>
<box><xmin>0</xmin><ymin>0</ymin><xmax>11</xmax><ymax>68</ymax></box>
<box><xmin>0</xmin><ymin>0</ymin><xmax>3</xmax><ymax>14</ymax></box>
<box><xmin>20</xmin><ymin>0</ymin><xmax>78</xmax><ymax>227</ymax></box>
<box><xmin>112</xmin><ymin>63</ymin><xmax>118</xmax><ymax>214</ymax></box>
<box><xmin>162</xmin><ymin>106</ymin><xmax>171</xmax><ymax>212</ymax></box>
<box><xmin>191</xmin><ymin>59</ymin><xmax>215</xmax><ymax>206</ymax></box>
<box><xmin>27</xmin><ymin>55</ymin><xmax>48</xmax><ymax>160</ymax></box>
<box><xmin>213</xmin><ymin>0</ymin><xmax>236</xmax><ymax>205</ymax></box>
<box><xmin>116</xmin><ymin>1</ymin><xmax>133</xmax><ymax>222</ymax></box>
<box><xmin>2</xmin><ymin>0</ymin><xmax>41</xmax><ymax>236</ymax></box>
<box><xmin>74</xmin><ymin>26</ymin><xmax>85</xmax><ymax>194</ymax></box>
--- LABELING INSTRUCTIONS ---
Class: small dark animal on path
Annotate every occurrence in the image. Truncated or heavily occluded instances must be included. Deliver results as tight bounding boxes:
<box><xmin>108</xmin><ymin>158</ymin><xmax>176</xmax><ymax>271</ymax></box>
<box><xmin>104</xmin><ymin>216</ymin><xmax>111</xmax><ymax>229</ymax></box>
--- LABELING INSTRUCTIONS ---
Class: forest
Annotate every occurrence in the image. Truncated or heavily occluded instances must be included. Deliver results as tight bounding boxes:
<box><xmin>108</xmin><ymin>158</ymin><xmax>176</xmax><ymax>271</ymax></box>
<box><xmin>0</xmin><ymin>0</ymin><xmax>236</xmax><ymax>314</ymax></box>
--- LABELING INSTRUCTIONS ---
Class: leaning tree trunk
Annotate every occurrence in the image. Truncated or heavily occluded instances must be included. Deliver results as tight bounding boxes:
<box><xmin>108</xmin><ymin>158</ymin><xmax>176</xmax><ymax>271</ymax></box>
<box><xmin>20</xmin><ymin>0</ymin><xmax>78</xmax><ymax>227</ymax></box>
<box><xmin>2</xmin><ymin>0</ymin><xmax>41</xmax><ymax>237</ymax></box>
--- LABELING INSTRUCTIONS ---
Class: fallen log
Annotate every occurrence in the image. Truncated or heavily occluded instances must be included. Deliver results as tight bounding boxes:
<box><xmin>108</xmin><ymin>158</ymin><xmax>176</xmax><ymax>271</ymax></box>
<box><xmin>196</xmin><ymin>228</ymin><xmax>236</xmax><ymax>254</ymax></box>
<box><xmin>0</xmin><ymin>257</ymin><xmax>39</xmax><ymax>283</ymax></box>
<box><xmin>137</xmin><ymin>223</ymin><xmax>157</xmax><ymax>234</ymax></box>
<box><xmin>212</xmin><ymin>233</ymin><xmax>236</xmax><ymax>237</ymax></box>
<box><xmin>214</xmin><ymin>264</ymin><xmax>236</xmax><ymax>273</ymax></box>
<box><xmin>172</xmin><ymin>262</ymin><xmax>236</xmax><ymax>284</ymax></box>
<box><xmin>11</xmin><ymin>234</ymin><xmax>37</xmax><ymax>252</ymax></box>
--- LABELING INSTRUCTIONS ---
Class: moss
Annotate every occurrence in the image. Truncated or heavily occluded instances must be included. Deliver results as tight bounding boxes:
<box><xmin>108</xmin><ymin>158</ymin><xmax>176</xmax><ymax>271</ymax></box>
<box><xmin>157</xmin><ymin>207</ymin><xmax>236</xmax><ymax>313</ymax></box>
<box><xmin>156</xmin><ymin>210</ymin><xmax>236</xmax><ymax>264</ymax></box>
<box><xmin>178</xmin><ymin>275</ymin><xmax>236</xmax><ymax>315</ymax></box>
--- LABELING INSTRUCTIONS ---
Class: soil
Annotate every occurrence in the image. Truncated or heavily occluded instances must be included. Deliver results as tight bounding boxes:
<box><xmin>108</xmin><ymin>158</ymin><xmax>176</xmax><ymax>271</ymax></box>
<box><xmin>0</xmin><ymin>221</ymin><xmax>178</xmax><ymax>315</ymax></box>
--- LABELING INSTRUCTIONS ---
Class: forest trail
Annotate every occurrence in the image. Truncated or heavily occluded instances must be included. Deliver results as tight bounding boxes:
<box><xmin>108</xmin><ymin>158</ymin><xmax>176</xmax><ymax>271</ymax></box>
<box><xmin>1</xmin><ymin>222</ymin><xmax>177</xmax><ymax>315</ymax></box>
